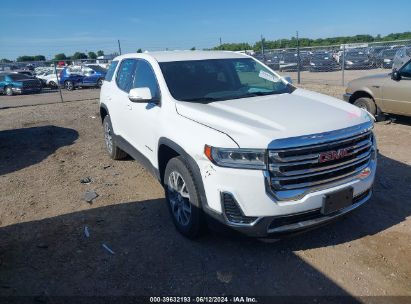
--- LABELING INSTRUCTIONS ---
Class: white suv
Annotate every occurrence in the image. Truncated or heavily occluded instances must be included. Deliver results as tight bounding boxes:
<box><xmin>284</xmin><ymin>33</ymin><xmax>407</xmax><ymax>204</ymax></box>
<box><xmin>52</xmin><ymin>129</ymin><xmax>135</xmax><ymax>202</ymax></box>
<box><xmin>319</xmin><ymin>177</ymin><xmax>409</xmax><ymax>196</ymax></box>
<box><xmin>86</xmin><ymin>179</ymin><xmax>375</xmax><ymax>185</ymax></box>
<box><xmin>99</xmin><ymin>51</ymin><xmax>376</xmax><ymax>238</ymax></box>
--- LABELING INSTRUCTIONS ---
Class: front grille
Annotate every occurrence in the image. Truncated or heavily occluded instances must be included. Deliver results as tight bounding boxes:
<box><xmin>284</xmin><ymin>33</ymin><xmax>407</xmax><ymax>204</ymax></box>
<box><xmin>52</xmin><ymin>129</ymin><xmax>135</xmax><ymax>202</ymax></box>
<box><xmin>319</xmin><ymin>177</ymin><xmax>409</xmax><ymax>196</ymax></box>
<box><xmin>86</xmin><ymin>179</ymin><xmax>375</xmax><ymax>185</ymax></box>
<box><xmin>268</xmin><ymin>129</ymin><xmax>374</xmax><ymax>200</ymax></box>
<box><xmin>222</xmin><ymin>192</ymin><xmax>258</xmax><ymax>225</ymax></box>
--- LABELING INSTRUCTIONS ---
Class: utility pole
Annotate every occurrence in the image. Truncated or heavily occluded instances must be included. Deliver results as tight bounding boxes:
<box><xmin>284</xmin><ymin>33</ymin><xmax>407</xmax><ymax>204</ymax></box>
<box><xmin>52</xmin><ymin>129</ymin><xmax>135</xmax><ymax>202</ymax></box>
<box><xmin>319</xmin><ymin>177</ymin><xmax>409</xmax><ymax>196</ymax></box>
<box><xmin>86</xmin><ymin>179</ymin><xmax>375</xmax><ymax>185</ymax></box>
<box><xmin>261</xmin><ymin>34</ymin><xmax>265</xmax><ymax>57</ymax></box>
<box><xmin>118</xmin><ymin>40</ymin><xmax>122</xmax><ymax>55</ymax></box>
<box><xmin>219</xmin><ymin>37</ymin><xmax>222</xmax><ymax>46</ymax></box>
<box><xmin>297</xmin><ymin>31</ymin><xmax>301</xmax><ymax>84</ymax></box>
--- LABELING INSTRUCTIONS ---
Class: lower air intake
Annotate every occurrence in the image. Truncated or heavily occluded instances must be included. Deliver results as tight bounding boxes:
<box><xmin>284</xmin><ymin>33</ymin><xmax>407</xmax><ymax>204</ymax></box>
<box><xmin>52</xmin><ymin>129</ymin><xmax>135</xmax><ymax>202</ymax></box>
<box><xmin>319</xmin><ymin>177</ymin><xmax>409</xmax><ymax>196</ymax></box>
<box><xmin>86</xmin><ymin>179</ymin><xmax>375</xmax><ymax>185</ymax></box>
<box><xmin>222</xmin><ymin>192</ymin><xmax>258</xmax><ymax>225</ymax></box>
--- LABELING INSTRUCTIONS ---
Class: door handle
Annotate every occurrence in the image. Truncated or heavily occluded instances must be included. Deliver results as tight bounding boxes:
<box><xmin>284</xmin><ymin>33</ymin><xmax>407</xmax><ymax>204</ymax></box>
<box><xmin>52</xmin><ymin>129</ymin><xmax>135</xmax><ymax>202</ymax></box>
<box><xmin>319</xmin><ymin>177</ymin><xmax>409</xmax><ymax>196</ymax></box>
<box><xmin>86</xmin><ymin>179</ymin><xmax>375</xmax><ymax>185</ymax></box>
<box><xmin>372</xmin><ymin>85</ymin><xmax>380</xmax><ymax>88</ymax></box>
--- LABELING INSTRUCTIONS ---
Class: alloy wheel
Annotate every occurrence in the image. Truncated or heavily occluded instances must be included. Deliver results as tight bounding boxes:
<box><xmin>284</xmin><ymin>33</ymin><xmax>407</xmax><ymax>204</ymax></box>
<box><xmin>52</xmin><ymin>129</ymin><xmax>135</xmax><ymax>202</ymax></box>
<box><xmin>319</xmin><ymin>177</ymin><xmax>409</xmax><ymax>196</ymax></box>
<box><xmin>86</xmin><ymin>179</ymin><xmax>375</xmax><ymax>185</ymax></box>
<box><xmin>104</xmin><ymin>121</ymin><xmax>113</xmax><ymax>154</ymax></box>
<box><xmin>167</xmin><ymin>171</ymin><xmax>191</xmax><ymax>226</ymax></box>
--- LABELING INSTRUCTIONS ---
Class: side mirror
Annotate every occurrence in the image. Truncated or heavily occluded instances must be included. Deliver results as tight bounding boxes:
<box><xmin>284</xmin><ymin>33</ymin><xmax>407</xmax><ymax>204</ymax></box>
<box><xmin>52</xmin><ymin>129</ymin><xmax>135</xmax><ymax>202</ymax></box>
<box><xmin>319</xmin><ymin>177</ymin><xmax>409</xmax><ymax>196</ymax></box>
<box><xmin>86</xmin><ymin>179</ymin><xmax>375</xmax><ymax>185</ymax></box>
<box><xmin>283</xmin><ymin>76</ymin><xmax>293</xmax><ymax>84</ymax></box>
<box><xmin>391</xmin><ymin>70</ymin><xmax>401</xmax><ymax>81</ymax></box>
<box><xmin>128</xmin><ymin>87</ymin><xmax>152</xmax><ymax>103</ymax></box>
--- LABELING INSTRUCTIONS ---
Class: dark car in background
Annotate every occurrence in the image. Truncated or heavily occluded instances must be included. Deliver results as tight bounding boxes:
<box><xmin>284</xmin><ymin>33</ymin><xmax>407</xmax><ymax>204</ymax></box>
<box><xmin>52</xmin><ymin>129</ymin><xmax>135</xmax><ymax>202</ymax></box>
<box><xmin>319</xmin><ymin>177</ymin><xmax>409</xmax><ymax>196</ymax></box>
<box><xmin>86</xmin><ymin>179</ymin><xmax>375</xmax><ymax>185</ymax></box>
<box><xmin>279</xmin><ymin>52</ymin><xmax>298</xmax><ymax>72</ymax></box>
<box><xmin>264</xmin><ymin>52</ymin><xmax>280</xmax><ymax>70</ymax></box>
<box><xmin>368</xmin><ymin>46</ymin><xmax>387</xmax><ymax>67</ymax></box>
<box><xmin>0</xmin><ymin>72</ymin><xmax>42</xmax><ymax>96</ymax></box>
<box><xmin>309</xmin><ymin>52</ymin><xmax>340</xmax><ymax>72</ymax></box>
<box><xmin>343</xmin><ymin>51</ymin><xmax>370</xmax><ymax>69</ymax></box>
<box><xmin>375</xmin><ymin>49</ymin><xmax>397</xmax><ymax>69</ymax></box>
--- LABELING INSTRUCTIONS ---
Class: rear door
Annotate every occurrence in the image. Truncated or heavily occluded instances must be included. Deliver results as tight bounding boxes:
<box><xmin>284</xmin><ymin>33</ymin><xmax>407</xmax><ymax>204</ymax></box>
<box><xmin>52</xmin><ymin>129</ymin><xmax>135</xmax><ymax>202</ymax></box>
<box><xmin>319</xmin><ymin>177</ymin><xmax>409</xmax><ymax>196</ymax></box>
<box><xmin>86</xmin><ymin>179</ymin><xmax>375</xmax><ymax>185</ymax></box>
<box><xmin>382</xmin><ymin>60</ymin><xmax>411</xmax><ymax>115</ymax></box>
<box><xmin>110</xmin><ymin>59</ymin><xmax>138</xmax><ymax>140</ymax></box>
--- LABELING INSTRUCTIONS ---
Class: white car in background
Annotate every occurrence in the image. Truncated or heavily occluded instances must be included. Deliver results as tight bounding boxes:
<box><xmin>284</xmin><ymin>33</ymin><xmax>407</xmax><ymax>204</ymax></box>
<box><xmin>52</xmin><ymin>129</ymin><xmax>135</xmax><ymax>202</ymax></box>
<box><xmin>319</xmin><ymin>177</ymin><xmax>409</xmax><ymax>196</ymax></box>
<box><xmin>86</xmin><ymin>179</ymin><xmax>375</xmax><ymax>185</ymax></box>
<box><xmin>36</xmin><ymin>70</ymin><xmax>60</xmax><ymax>88</ymax></box>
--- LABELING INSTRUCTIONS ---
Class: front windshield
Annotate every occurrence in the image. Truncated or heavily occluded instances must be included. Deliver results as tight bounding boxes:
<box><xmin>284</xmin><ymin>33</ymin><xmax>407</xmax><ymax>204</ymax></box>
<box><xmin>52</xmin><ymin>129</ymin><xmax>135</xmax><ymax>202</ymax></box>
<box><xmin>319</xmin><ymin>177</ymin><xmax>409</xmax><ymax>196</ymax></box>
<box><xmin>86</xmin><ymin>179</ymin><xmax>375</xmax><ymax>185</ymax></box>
<box><xmin>86</xmin><ymin>65</ymin><xmax>107</xmax><ymax>73</ymax></box>
<box><xmin>8</xmin><ymin>74</ymin><xmax>31</xmax><ymax>80</ymax></box>
<box><xmin>346</xmin><ymin>52</ymin><xmax>367</xmax><ymax>59</ymax></box>
<box><xmin>159</xmin><ymin>58</ymin><xmax>292</xmax><ymax>102</ymax></box>
<box><xmin>382</xmin><ymin>50</ymin><xmax>396</xmax><ymax>57</ymax></box>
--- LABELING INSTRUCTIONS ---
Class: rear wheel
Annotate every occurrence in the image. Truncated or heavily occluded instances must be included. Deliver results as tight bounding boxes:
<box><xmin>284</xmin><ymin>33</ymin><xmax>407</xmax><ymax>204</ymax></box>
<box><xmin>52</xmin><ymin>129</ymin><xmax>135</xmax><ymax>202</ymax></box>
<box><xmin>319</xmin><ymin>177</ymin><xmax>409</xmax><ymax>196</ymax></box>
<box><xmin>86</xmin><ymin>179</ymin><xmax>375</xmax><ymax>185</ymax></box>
<box><xmin>48</xmin><ymin>81</ymin><xmax>57</xmax><ymax>88</ymax></box>
<box><xmin>164</xmin><ymin>157</ymin><xmax>204</xmax><ymax>238</ymax></box>
<box><xmin>5</xmin><ymin>86</ymin><xmax>13</xmax><ymax>96</ymax></box>
<box><xmin>65</xmin><ymin>80</ymin><xmax>74</xmax><ymax>91</ymax></box>
<box><xmin>353</xmin><ymin>97</ymin><xmax>377</xmax><ymax>116</ymax></box>
<box><xmin>103</xmin><ymin>115</ymin><xmax>127</xmax><ymax>160</ymax></box>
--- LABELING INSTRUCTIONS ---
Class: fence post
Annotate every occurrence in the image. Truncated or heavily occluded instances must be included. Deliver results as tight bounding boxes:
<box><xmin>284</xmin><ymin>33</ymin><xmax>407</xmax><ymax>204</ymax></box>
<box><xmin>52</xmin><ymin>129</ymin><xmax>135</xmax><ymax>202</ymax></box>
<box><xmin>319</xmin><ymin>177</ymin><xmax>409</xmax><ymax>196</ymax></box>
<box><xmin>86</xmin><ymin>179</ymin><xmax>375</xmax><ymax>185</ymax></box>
<box><xmin>297</xmin><ymin>31</ymin><xmax>301</xmax><ymax>84</ymax></box>
<box><xmin>341</xmin><ymin>44</ymin><xmax>345</xmax><ymax>87</ymax></box>
<box><xmin>54</xmin><ymin>61</ymin><xmax>64</xmax><ymax>103</ymax></box>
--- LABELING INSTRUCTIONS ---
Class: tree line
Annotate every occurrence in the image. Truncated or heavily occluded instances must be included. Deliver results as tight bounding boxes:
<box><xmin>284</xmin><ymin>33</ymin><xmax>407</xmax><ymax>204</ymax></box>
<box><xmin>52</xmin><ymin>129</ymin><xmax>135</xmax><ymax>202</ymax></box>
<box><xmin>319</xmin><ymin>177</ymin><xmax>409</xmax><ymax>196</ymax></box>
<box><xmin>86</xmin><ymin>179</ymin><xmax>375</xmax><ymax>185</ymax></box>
<box><xmin>213</xmin><ymin>31</ymin><xmax>411</xmax><ymax>51</ymax></box>
<box><xmin>0</xmin><ymin>50</ymin><xmax>106</xmax><ymax>63</ymax></box>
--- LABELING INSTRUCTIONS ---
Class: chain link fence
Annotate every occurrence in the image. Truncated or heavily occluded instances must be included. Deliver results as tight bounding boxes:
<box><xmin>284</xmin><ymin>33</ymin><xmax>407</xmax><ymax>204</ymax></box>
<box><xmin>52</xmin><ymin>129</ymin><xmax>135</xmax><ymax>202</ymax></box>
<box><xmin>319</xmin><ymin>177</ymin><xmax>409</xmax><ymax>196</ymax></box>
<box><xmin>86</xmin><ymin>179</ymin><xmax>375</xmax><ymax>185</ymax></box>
<box><xmin>1</xmin><ymin>39</ymin><xmax>411</xmax><ymax>108</ymax></box>
<box><xmin>255</xmin><ymin>39</ymin><xmax>411</xmax><ymax>86</ymax></box>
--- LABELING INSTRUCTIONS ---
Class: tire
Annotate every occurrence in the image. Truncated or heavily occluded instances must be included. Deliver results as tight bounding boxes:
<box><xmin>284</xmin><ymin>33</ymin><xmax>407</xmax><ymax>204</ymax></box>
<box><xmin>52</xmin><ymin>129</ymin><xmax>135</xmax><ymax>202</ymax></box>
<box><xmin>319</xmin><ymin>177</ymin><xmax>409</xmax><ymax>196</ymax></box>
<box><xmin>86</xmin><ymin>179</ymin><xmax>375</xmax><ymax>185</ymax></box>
<box><xmin>65</xmin><ymin>80</ymin><xmax>74</xmax><ymax>91</ymax></box>
<box><xmin>353</xmin><ymin>97</ymin><xmax>377</xmax><ymax>116</ymax></box>
<box><xmin>97</xmin><ymin>78</ymin><xmax>103</xmax><ymax>88</ymax></box>
<box><xmin>164</xmin><ymin>156</ymin><xmax>204</xmax><ymax>238</ymax></box>
<box><xmin>5</xmin><ymin>86</ymin><xmax>13</xmax><ymax>96</ymax></box>
<box><xmin>48</xmin><ymin>81</ymin><xmax>57</xmax><ymax>88</ymax></box>
<box><xmin>103</xmin><ymin>115</ymin><xmax>127</xmax><ymax>160</ymax></box>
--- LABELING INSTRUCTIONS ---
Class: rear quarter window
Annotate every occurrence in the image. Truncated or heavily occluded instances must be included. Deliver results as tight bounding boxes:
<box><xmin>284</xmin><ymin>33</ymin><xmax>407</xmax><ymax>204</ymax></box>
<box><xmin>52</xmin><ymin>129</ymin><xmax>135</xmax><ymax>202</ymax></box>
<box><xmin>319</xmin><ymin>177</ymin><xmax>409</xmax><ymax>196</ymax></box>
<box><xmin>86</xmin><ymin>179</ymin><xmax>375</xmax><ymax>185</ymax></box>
<box><xmin>105</xmin><ymin>61</ymin><xmax>118</xmax><ymax>82</ymax></box>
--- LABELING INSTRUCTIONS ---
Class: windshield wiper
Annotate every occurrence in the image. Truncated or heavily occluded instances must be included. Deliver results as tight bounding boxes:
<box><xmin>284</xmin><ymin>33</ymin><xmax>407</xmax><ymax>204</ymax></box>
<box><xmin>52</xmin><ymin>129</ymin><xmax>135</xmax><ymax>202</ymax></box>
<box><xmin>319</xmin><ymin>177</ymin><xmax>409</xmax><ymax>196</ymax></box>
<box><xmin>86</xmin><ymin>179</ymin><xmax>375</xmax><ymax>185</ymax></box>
<box><xmin>181</xmin><ymin>97</ymin><xmax>223</xmax><ymax>103</ymax></box>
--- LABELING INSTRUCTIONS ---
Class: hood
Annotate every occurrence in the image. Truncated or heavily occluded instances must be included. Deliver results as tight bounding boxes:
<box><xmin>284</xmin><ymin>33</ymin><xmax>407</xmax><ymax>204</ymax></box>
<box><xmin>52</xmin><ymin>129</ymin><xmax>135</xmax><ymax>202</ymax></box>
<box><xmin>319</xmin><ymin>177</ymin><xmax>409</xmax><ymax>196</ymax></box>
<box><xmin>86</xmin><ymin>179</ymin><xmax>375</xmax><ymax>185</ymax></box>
<box><xmin>348</xmin><ymin>73</ymin><xmax>389</xmax><ymax>86</ymax></box>
<box><xmin>175</xmin><ymin>89</ymin><xmax>371</xmax><ymax>148</ymax></box>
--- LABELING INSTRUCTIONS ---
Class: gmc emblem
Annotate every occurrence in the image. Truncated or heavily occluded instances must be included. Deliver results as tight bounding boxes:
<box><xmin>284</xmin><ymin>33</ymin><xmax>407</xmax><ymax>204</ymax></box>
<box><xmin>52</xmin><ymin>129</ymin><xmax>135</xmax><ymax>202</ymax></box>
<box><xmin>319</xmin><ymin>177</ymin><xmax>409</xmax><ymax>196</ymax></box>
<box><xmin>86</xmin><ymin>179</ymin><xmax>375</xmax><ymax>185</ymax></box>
<box><xmin>319</xmin><ymin>148</ymin><xmax>352</xmax><ymax>163</ymax></box>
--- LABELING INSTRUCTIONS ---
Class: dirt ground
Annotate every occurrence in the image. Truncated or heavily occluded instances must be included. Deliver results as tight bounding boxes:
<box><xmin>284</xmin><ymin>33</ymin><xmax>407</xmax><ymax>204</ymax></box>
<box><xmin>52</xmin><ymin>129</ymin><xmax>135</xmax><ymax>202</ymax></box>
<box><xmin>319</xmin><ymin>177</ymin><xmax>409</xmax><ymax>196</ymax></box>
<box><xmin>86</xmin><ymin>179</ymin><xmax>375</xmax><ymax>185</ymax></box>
<box><xmin>0</xmin><ymin>84</ymin><xmax>411</xmax><ymax>300</ymax></box>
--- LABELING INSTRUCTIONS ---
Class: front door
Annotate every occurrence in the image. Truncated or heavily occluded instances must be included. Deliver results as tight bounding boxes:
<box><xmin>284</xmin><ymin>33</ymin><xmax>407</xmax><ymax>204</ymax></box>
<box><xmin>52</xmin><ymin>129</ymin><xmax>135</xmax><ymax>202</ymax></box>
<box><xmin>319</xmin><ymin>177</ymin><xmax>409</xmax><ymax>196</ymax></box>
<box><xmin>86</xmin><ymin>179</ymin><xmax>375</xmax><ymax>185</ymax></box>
<box><xmin>382</xmin><ymin>60</ymin><xmax>411</xmax><ymax>116</ymax></box>
<box><xmin>125</xmin><ymin>59</ymin><xmax>161</xmax><ymax>166</ymax></box>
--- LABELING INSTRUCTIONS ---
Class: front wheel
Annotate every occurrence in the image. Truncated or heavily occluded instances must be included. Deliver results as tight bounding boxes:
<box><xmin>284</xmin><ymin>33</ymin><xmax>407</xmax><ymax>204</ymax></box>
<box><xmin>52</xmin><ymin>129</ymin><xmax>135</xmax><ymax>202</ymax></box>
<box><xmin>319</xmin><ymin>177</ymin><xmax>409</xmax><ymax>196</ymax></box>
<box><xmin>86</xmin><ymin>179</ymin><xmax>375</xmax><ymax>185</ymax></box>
<box><xmin>164</xmin><ymin>157</ymin><xmax>204</xmax><ymax>238</ymax></box>
<box><xmin>48</xmin><ymin>81</ymin><xmax>57</xmax><ymax>88</ymax></box>
<box><xmin>5</xmin><ymin>86</ymin><xmax>13</xmax><ymax>96</ymax></box>
<box><xmin>97</xmin><ymin>78</ymin><xmax>103</xmax><ymax>88</ymax></box>
<box><xmin>353</xmin><ymin>97</ymin><xmax>377</xmax><ymax>116</ymax></box>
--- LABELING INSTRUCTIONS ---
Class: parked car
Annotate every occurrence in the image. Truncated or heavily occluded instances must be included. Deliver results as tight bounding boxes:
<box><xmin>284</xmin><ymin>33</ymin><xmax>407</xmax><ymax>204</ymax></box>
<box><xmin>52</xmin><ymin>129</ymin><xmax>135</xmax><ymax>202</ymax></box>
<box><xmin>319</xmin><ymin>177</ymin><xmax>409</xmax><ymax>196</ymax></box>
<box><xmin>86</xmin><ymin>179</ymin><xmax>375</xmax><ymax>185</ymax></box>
<box><xmin>264</xmin><ymin>53</ymin><xmax>280</xmax><ymax>70</ymax></box>
<box><xmin>368</xmin><ymin>46</ymin><xmax>388</xmax><ymax>67</ymax></box>
<box><xmin>309</xmin><ymin>52</ymin><xmax>340</xmax><ymax>72</ymax></box>
<box><xmin>0</xmin><ymin>72</ymin><xmax>42</xmax><ymax>96</ymax></box>
<box><xmin>279</xmin><ymin>52</ymin><xmax>298</xmax><ymax>71</ymax></box>
<box><xmin>36</xmin><ymin>70</ymin><xmax>60</xmax><ymax>88</ymax></box>
<box><xmin>59</xmin><ymin>65</ymin><xmax>106</xmax><ymax>90</ymax></box>
<box><xmin>344</xmin><ymin>58</ymin><xmax>411</xmax><ymax>117</ymax></box>
<box><xmin>100</xmin><ymin>51</ymin><xmax>376</xmax><ymax>238</ymax></box>
<box><xmin>343</xmin><ymin>51</ymin><xmax>370</xmax><ymax>70</ymax></box>
<box><xmin>375</xmin><ymin>49</ymin><xmax>397</xmax><ymax>69</ymax></box>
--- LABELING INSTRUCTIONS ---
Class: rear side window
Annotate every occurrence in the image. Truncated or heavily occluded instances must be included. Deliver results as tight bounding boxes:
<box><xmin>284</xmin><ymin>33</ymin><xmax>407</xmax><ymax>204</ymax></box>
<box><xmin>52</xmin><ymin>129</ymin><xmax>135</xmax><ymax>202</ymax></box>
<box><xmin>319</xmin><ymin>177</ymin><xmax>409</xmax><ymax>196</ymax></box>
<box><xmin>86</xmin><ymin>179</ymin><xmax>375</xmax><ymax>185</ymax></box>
<box><xmin>116</xmin><ymin>59</ymin><xmax>137</xmax><ymax>92</ymax></box>
<box><xmin>105</xmin><ymin>61</ymin><xmax>118</xmax><ymax>82</ymax></box>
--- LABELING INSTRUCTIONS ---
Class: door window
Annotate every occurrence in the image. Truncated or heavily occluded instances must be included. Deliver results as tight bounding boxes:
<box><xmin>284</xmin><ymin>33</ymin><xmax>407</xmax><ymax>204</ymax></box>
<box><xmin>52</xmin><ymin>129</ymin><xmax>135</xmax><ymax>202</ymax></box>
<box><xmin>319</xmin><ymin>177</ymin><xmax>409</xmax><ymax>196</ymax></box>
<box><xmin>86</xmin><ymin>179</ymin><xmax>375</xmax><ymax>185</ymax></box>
<box><xmin>116</xmin><ymin>59</ymin><xmax>137</xmax><ymax>92</ymax></box>
<box><xmin>400</xmin><ymin>60</ymin><xmax>411</xmax><ymax>78</ymax></box>
<box><xmin>132</xmin><ymin>60</ymin><xmax>161</xmax><ymax>101</ymax></box>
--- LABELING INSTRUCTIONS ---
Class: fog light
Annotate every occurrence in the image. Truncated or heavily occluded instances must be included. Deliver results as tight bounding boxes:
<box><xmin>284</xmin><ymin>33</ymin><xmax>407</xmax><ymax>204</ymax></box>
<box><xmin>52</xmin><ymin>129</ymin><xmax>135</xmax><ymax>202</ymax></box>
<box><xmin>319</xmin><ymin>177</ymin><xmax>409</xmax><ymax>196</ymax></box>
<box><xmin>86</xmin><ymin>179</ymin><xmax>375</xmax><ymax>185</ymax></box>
<box><xmin>358</xmin><ymin>167</ymin><xmax>371</xmax><ymax>179</ymax></box>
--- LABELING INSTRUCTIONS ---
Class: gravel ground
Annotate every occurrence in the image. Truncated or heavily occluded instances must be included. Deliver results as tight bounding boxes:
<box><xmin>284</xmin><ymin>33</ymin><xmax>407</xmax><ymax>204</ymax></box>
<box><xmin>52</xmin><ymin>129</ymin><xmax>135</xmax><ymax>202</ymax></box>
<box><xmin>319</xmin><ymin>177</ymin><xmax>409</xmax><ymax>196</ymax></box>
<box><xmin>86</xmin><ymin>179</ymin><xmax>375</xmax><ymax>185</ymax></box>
<box><xmin>0</xmin><ymin>84</ymin><xmax>410</xmax><ymax>299</ymax></box>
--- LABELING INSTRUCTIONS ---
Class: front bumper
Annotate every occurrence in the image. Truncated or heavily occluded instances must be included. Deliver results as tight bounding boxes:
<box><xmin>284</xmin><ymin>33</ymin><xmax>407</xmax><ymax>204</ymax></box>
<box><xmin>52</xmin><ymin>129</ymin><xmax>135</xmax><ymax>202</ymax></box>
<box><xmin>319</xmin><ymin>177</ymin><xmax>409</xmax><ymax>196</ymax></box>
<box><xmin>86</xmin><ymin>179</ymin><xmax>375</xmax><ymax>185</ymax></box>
<box><xmin>343</xmin><ymin>93</ymin><xmax>352</xmax><ymax>102</ymax></box>
<box><xmin>12</xmin><ymin>87</ymin><xmax>42</xmax><ymax>94</ymax></box>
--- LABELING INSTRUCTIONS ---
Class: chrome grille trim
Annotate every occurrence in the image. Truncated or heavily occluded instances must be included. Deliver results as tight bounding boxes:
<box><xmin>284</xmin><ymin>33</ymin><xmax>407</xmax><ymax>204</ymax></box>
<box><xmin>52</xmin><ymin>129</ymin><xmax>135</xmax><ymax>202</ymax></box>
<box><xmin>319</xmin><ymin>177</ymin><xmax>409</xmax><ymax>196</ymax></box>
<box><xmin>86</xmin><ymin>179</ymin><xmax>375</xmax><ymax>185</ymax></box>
<box><xmin>265</xmin><ymin>122</ymin><xmax>376</xmax><ymax>201</ymax></box>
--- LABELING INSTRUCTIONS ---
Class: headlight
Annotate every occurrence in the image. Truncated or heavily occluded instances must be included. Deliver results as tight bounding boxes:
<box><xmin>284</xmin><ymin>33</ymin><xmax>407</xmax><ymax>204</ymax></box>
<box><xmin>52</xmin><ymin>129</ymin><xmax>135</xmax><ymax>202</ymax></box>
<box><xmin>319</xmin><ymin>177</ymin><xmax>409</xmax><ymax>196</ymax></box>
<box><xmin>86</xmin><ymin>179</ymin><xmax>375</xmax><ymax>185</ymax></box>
<box><xmin>346</xmin><ymin>61</ymin><xmax>353</xmax><ymax>65</ymax></box>
<box><xmin>384</xmin><ymin>59</ymin><xmax>391</xmax><ymax>63</ymax></box>
<box><xmin>204</xmin><ymin>145</ymin><xmax>266</xmax><ymax>169</ymax></box>
<box><xmin>310</xmin><ymin>62</ymin><xmax>316</xmax><ymax>66</ymax></box>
